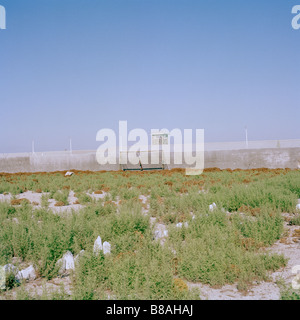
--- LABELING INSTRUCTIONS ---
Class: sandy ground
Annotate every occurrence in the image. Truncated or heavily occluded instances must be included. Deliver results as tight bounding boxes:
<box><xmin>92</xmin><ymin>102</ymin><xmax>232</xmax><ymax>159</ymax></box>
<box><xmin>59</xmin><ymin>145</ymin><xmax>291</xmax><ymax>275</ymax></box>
<box><xmin>0</xmin><ymin>190</ymin><xmax>109</xmax><ymax>213</ymax></box>
<box><xmin>0</xmin><ymin>192</ymin><xmax>299</xmax><ymax>300</ymax></box>
<box><xmin>187</xmin><ymin>216</ymin><xmax>300</xmax><ymax>300</ymax></box>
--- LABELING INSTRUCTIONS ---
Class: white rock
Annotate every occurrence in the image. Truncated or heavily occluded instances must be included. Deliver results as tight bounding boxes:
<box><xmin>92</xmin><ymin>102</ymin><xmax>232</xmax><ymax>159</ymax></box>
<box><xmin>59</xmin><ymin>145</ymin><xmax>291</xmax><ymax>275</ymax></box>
<box><xmin>64</xmin><ymin>251</ymin><xmax>75</xmax><ymax>270</ymax></box>
<box><xmin>93</xmin><ymin>236</ymin><xmax>103</xmax><ymax>256</ymax></box>
<box><xmin>150</xmin><ymin>217</ymin><xmax>156</xmax><ymax>225</ymax></box>
<box><xmin>56</xmin><ymin>251</ymin><xmax>75</xmax><ymax>274</ymax></box>
<box><xmin>103</xmin><ymin>241</ymin><xmax>111</xmax><ymax>255</ymax></box>
<box><xmin>1</xmin><ymin>264</ymin><xmax>19</xmax><ymax>289</ymax></box>
<box><xmin>176</xmin><ymin>222</ymin><xmax>188</xmax><ymax>228</ymax></box>
<box><xmin>154</xmin><ymin>230</ymin><xmax>161</xmax><ymax>239</ymax></box>
<box><xmin>3</xmin><ymin>264</ymin><xmax>18</xmax><ymax>275</ymax></box>
<box><xmin>296</xmin><ymin>204</ymin><xmax>300</xmax><ymax>211</ymax></box>
<box><xmin>209</xmin><ymin>202</ymin><xmax>217</xmax><ymax>211</ymax></box>
<box><xmin>16</xmin><ymin>265</ymin><xmax>36</xmax><ymax>281</ymax></box>
<box><xmin>12</xmin><ymin>218</ymin><xmax>19</xmax><ymax>224</ymax></box>
<box><xmin>0</xmin><ymin>263</ymin><xmax>19</xmax><ymax>290</ymax></box>
<box><xmin>154</xmin><ymin>224</ymin><xmax>168</xmax><ymax>240</ymax></box>
<box><xmin>65</xmin><ymin>171</ymin><xmax>74</xmax><ymax>176</ymax></box>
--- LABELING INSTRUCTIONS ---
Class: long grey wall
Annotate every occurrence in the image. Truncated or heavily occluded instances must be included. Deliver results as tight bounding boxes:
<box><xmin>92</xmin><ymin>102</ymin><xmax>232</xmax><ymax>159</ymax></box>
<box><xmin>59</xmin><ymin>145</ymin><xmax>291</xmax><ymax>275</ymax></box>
<box><xmin>204</xmin><ymin>147</ymin><xmax>300</xmax><ymax>170</ymax></box>
<box><xmin>0</xmin><ymin>147</ymin><xmax>299</xmax><ymax>173</ymax></box>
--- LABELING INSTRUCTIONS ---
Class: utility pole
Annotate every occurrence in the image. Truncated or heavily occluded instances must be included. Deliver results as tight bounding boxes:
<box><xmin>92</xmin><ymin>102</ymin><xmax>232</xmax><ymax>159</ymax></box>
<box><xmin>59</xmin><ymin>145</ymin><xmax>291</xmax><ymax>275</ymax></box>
<box><xmin>32</xmin><ymin>140</ymin><xmax>35</xmax><ymax>154</ymax></box>
<box><xmin>69</xmin><ymin>137</ymin><xmax>72</xmax><ymax>154</ymax></box>
<box><xmin>245</xmin><ymin>126</ymin><xmax>248</xmax><ymax>148</ymax></box>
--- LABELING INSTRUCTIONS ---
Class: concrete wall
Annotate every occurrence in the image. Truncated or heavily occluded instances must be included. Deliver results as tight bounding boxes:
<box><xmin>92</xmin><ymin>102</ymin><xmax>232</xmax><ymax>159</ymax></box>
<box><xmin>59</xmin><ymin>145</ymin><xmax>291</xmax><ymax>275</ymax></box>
<box><xmin>0</xmin><ymin>147</ymin><xmax>299</xmax><ymax>173</ymax></box>
<box><xmin>204</xmin><ymin>147</ymin><xmax>300</xmax><ymax>170</ymax></box>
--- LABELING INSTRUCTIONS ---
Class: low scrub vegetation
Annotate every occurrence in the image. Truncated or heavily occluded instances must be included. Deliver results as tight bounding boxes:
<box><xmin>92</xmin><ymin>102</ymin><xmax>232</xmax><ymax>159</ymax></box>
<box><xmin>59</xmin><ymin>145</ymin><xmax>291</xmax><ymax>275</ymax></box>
<box><xmin>0</xmin><ymin>168</ymin><xmax>299</xmax><ymax>299</ymax></box>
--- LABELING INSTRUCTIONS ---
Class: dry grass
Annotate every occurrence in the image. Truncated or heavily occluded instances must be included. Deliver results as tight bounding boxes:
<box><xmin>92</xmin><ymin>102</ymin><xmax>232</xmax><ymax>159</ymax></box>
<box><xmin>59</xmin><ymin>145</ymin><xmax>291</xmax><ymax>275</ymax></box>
<box><xmin>173</xmin><ymin>278</ymin><xmax>188</xmax><ymax>293</ymax></box>
<box><xmin>10</xmin><ymin>198</ymin><xmax>30</xmax><ymax>205</ymax></box>
<box><xmin>104</xmin><ymin>200</ymin><xmax>117</xmax><ymax>207</ymax></box>
<box><xmin>279</xmin><ymin>237</ymin><xmax>291</xmax><ymax>244</ymax></box>
<box><xmin>54</xmin><ymin>201</ymin><xmax>65</xmax><ymax>207</ymax></box>
<box><xmin>238</xmin><ymin>205</ymin><xmax>261</xmax><ymax>216</ymax></box>
<box><xmin>292</xmin><ymin>229</ymin><xmax>300</xmax><ymax>241</ymax></box>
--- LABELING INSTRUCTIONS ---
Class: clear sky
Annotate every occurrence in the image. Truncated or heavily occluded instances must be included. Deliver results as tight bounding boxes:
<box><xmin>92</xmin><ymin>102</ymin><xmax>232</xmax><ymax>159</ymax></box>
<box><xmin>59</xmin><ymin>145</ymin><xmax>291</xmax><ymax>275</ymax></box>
<box><xmin>0</xmin><ymin>0</ymin><xmax>299</xmax><ymax>153</ymax></box>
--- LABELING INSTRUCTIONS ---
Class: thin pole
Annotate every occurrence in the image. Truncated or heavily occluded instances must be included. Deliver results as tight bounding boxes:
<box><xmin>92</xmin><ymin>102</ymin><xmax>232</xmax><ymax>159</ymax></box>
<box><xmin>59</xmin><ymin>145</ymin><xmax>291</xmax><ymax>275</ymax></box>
<box><xmin>70</xmin><ymin>138</ymin><xmax>72</xmax><ymax>154</ymax></box>
<box><xmin>245</xmin><ymin>126</ymin><xmax>248</xmax><ymax>148</ymax></box>
<box><xmin>32</xmin><ymin>140</ymin><xmax>35</xmax><ymax>154</ymax></box>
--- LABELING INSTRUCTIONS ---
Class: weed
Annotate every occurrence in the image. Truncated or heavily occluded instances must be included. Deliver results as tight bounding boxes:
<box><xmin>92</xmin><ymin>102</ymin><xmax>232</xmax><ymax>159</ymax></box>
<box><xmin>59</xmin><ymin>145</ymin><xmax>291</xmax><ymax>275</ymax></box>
<box><xmin>0</xmin><ymin>168</ymin><xmax>299</xmax><ymax>299</ymax></box>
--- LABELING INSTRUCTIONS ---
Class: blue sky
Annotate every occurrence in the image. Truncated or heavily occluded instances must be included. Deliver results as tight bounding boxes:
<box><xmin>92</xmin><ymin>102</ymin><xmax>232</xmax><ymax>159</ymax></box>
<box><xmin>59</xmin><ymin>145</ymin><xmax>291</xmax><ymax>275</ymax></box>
<box><xmin>0</xmin><ymin>0</ymin><xmax>299</xmax><ymax>153</ymax></box>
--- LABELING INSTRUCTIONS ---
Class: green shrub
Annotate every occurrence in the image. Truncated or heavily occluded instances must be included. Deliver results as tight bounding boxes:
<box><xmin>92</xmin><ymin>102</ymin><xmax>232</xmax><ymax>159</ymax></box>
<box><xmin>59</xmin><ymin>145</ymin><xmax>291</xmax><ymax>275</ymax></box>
<box><xmin>0</xmin><ymin>169</ymin><xmax>298</xmax><ymax>299</ymax></box>
<box><xmin>53</xmin><ymin>190</ymin><xmax>69</xmax><ymax>206</ymax></box>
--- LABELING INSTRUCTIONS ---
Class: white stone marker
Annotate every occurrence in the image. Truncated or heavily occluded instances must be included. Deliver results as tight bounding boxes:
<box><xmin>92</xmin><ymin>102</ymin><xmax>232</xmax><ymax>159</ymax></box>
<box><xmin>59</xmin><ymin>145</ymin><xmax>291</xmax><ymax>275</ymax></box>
<box><xmin>56</xmin><ymin>251</ymin><xmax>75</xmax><ymax>274</ymax></box>
<box><xmin>103</xmin><ymin>241</ymin><xmax>111</xmax><ymax>255</ymax></box>
<box><xmin>16</xmin><ymin>265</ymin><xmax>36</xmax><ymax>281</ymax></box>
<box><xmin>209</xmin><ymin>202</ymin><xmax>217</xmax><ymax>211</ymax></box>
<box><xmin>93</xmin><ymin>236</ymin><xmax>103</xmax><ymax>256</ymax></box>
